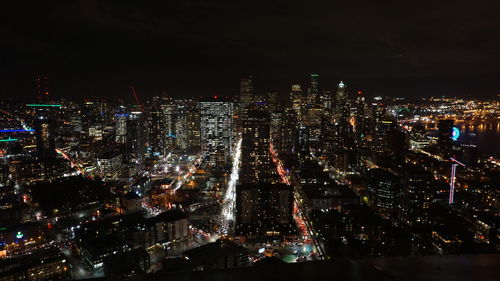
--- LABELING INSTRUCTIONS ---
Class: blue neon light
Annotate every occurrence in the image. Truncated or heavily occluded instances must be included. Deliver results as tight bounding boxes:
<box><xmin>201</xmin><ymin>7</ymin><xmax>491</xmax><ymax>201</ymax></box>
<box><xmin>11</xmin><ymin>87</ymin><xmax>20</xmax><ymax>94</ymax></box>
<box><xmin>0</xmin><ymin>129</ymin><xmax>35</xmax><ymax>133</ymax></box>
<box><xmin>452</xmin><ymin>127</ymin><xmax>460</xmax><ymax>141</ymax></box>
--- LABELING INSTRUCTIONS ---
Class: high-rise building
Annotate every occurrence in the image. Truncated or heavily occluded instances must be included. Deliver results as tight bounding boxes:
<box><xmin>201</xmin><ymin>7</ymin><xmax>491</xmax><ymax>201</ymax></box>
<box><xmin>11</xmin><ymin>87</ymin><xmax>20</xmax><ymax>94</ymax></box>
<box><xmin>266</xmin><ymin>91</ymin><xmax>280</xmax><ymax>112</ymax></box>
<box><xmin>235</xmin><ymin>183</ymin><xmax>294</xmax><ymax>237</ymax></box>
<box><xmin>335</xmin><ymin>81</ymin><xmax>347</xmax><ymax>115</ymax></box>
<box><xmin>115</xmin><ymin>113</ymin><xmax>128</xmax><ymax>144</ymax></box>
<box><xmin>161</xmin><ymin>99</ymin><xmax>177</xmax><ymax>151</ymax></box>
<box><xmin>370</xmin><ymin>102</ymin><xmax>388</xmax><ymax>152</ymax></box>
<box><xmin>200</xmin><ymin>98</ymin><xmax>234</xmax><ymax>168</ymax></box>
<box><xmin>334</xmin><ymin>81</ymin><xmax>351</xmax><ymax>148</ymax></box>
<box><xmin>82</xmin><ymin>99</ymin><xmax>108</xmax><ymax>142</ymax></box>
<box><xmin>175</xmin><ymin>101</ymin><xmax>189</xmax><ymax>150</ymax></box>
<box><xmin>126</xmin><ymin>112</ymin><xmax>145</xmax><ymax>170</ymax></box>
<box><xmin>270</xmin><ymin>109</ymin><xmax>297</xmax><ymax>155</ymax></box>
<box><xmin>306</xmin><ymin>74</ymin><xmax>319</xmax><ymax>105</ymax></box>
<box><xmin>290</xmin><ymin>84</ymin><xmax>303</xmax><ymax>122</ymax></box>
<box><xmin>239</xmin><ymin>76</ymin><xmax>254</xmax><ymax>108</ymax></box>
<box><xmin>402</xmin><ymin>166</ymin><xmax>434</xmax><ymax>225</ymax></box>
<box><xmin>240</xmin><ymin>110</ymin><xmax>271</xmax><ymax>184</ymax></box>
<box><xmin>438</xmin><ymin>119</ymin><xmax>454</xmax><ymax>157</ymax></box>
<box><xmin>368</xmin><ymin>169</ymin><xmax>401</xmax><ymax>219</ymax></box>
<box><xmin>353</xmin><ymin>91</ymin><xmax>368</xmax><ymax>144</ymax></box>
<box><xmin>145</xmin><ymin>98</ymin><xmax>166</xmax><ymax>157</ymax></box>
<box><xmin>320</xmin><ymin>90</ymin><xmax>333</xmax><ymax>112</ymax></box>
<box><xmin>34</xmin><ymin>115</ymin><xmax>56</xmax><ymax>161</ymax></box>
<box><xmin>185</xmin><ymin>101</ymin><xmax>201</xmax><ymax>152</ymax></box>
<box><xmin>97</xmin><ymin>150</ymin><xmax>122</xmax><ymax>179</ymax></box>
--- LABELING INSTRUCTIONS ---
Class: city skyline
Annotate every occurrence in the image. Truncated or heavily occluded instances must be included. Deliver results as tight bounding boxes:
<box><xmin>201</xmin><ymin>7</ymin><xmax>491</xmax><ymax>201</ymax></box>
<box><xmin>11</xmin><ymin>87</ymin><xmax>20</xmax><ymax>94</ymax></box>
<box><xmin>1</xmin><ymin>1</ymin><xmax>500</xmax><ymax>99</ymax></box>
<box><xmin>1</xmin><ymin>1</ymin><xmax>499</xmax><ymax>281</ymax></box>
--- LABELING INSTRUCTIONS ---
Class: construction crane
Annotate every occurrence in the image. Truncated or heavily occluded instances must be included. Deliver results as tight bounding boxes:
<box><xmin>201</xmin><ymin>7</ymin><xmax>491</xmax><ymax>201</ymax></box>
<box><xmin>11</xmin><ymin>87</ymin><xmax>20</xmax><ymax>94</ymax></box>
<box><xmin>129</xmin><ymin>86</ymin><xmax>143</xmax><ymax>111</ymax></box>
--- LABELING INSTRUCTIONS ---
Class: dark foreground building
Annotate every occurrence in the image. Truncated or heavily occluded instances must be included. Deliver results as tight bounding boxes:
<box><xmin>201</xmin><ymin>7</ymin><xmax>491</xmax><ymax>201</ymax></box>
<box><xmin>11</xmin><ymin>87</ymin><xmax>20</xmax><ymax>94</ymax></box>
<box><xmin>235</xmin><ymin>183</ymin><xmax>295</xmax><ymax>238</ymax></box>
<box><xmin>77</xmin><ymin>254</ymin><xmax>500</xmax><ymax>281</ymax></box>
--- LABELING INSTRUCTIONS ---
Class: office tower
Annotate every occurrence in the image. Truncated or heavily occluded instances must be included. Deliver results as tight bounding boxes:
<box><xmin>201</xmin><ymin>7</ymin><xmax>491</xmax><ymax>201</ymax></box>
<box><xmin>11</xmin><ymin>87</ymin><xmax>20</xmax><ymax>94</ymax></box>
<box><xmin>306</xmin><ymin>74</ymin><xmax>319</xmax><ymax>105</ymax></box>
<box><xmin>321</xmin><ymin>90</ymin><xmax>333</xmax><ymax>112</ymax></box>
<box><xmin>145</xmin><ymin>98</ymin><xmax>166</xmax><ymax>157</ymax></box>
<box><xmin>354</xmin><ymin>91</ymin><xmax>368</xmax><ymax>144</ymax></box>
<box><xmin>115</xmin><ymin>113</ymin><xmax>128</xmax><ymax>144</ymax></box>
<box><xmin>200</xmin><ymin>98</ymin><xmax>234</xmax><ymax>168</ymax></box>
<box><xmin>240</xmin><ymin>110</ymin><xmax>271</xmax><ymax>184</ymax></box>
<box><xmin>320</xmin><ymin>115</ymin><xmax>336</xmax><ymax>153</ymax></box>
<box><xmin>239</xmin><ymin>76</ymin><xmax>254</xmax><ymax>108</ymax></box>
<box><xmin>34</xmin><ymin>115</ymin><xmax>56</xmax><ymax>161</ymax></box>
<box><xmin>335</xmin><ymin>81</ymin><xmax>348</xmax><ymax>116</ymax></box>
<box><xmin>97</xmin><ymin>150</ymin><xmax>122</xmax><ymax>179</ymax></box>
<box><xmin>334</xmin><ymin>81</ymin><xmax>351</xmax><ymax>148</ymax></box>
<box><xmin>126</xmin><ymin>112</ymin><xmax>145</xmax><ymax>170</ymax></box>
<box><xmin>438</xmin><ymin>119</ymin><xmax>454</xmax><ymax>157</ymax></box>
<box><xmin>371</xmin><ymin>102</ymin><xmax>388</xmax><ymax>152</ymax></box>
<box><xmin>82</xmin><ymin>99</ymin><xmax>108</xmax><ymax>142</ymax></box>
<box><xmin>290</xmin><ymin>84</ymin><xmax>304</xmax><ymax>122</ymax></box>
<box><xmin>402</xmin><ymin>166</ymin><xmax>434</xmax><ymax>225</ymax></box>
<box><xmin>368</xmin><ymin>169</ymin><xmax>401</xmax><ymax>219</ymax></box>
<box><xmin>175</xmin><ymin>101</ymin><xmax>189</xmax><ymax>150</ymax></box>
<box><xmin>298</xmin><ymin>125</ymin><xmax>309</xmax><ymax>152</ymax></box>
<box><xmin>235</xmin><ymin>183</ymin><xmax>294</xmax><ymax>237</ymax></box>
<box><xmin>185</xmin><ymin>101</ymin><xmax>201</xmax><ymax>152</ymax></box>
<box><xmin>161</xmin><ymin>99</ymin><xmax>177</xmax><ymax>151</ymax></box>
<box><xmin>270</xmin><ymin>109</ymin><xmax>297</xmax><ymax>155</ymax></box>
<box><xmin>266</xmin><ymin>91</ymin><xmax>280</xmax><ymax>112</ymax></box>
<box><xmin>171</xmin><ymin>99</ymin><xmax>201</xmax><ymax>152</ymax></box>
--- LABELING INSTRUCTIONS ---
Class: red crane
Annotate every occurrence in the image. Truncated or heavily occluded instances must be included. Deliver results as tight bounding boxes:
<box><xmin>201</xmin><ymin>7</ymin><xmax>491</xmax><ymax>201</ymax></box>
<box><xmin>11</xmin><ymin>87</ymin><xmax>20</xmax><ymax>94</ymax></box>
<box><xmin>129</xmin><ymin>86</ymin><xmax>143</xmax><ymax>111</ymax></box>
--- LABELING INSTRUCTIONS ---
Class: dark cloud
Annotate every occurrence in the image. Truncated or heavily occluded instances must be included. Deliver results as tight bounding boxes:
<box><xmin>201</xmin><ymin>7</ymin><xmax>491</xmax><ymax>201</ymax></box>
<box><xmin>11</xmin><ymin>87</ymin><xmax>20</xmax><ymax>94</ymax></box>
<box><xmin>0</xmin><ymin>0</ymin><xmax>499</xmax><ymax>100</ymax></box>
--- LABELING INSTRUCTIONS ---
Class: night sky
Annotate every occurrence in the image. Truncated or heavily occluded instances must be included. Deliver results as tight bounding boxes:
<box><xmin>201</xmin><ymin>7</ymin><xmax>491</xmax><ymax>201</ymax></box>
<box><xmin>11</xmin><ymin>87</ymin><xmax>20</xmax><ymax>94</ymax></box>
<box><xmin>1</xmin><ymin>0</ymin><xmax>499</xmax><ymax>100</ymax></box>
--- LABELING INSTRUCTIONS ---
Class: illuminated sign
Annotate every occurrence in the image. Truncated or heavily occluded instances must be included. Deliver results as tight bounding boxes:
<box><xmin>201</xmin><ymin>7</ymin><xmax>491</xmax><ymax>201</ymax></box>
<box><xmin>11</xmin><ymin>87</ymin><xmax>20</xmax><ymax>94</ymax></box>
<box><xmin>452</xmin><ymin>127</ymin><xmax>460</xmax><ymax>141</ymax></box>
<box><xmin>0</xmin><ymin>138</ymin><xmax>18</xmax><ymax>142</ymax></box>
<box><xmin>0</xmin><ymin>129</ymin><xmax>35</xmax><ymax>133</ymax></box>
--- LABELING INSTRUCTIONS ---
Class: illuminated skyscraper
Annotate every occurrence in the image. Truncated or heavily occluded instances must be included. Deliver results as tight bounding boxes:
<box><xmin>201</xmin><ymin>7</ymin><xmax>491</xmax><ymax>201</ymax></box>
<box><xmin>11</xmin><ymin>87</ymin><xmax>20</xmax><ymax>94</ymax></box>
<box><xmin>126</xmin><ymin>112</ymin><xmax>145</xmax><ymax>170</ymax></box>
<box><xmin>334</xmin><ymin>81</ymin><xmax>348</xmax><ymax>117</ymax></box>
<box><xmin>368</xmin><ymin>168</ymin><xmax>401</xmax><ymax>219</ymax></box>
<box><xmin>271</xmin><ymin>109</ymin><xmax>297</xmax><ymax>154</ymax></box>
<box><xmin>161</xmin><ymin>99</ymin><xmax>177</xmax><ymax>151</ymax></box>
<box><xmin>290</xmin><ymin>84</ymin><xmax>303</xmax><ymax>122</ymax></box>
<box><xmin>200</xmin><ymin>98</ymin><xmax>234</xmax><ymax>168</ymax></box>
<box><xmin>334</xmin><ymin>81</ymin><xmax>351</xmax><ymax>148</ymax></box>
<box><xmin>174</xmin><ymin>101</ymin><xmax>189</xmax><ymax>150</ymax></box>
<box><xmin>115</xmin><ymin>112</ymin><xmax>128</xmax><ymax>144</ymax></box>
<box><xmin>34</xmin><ymin>115</ymin><xmax>56</xmax><ymax>161</ymax></box>
<box><xmin>240</xmin><ymin>110</ymin><xmax>271</xmax><ymax>184</ymax></box>
<box><xmin>306</xmin><ymin>74</ymin><xmax>319</xmax><ymax>105</ymax></box>
<box><xmin>145</xmin><ymin>97</ymin><xmax>166</xmax><ymax>157</ymax></box>
<box><xmin>185</xmin><ymin>100</ymin><xmax>201</xmax><ymax>152</ymax></box>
